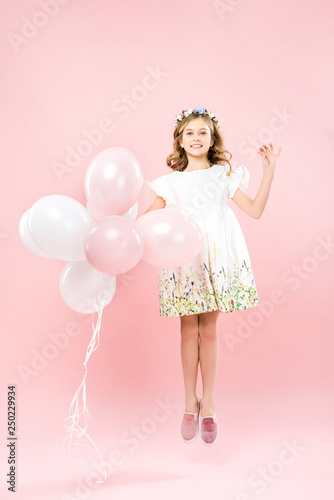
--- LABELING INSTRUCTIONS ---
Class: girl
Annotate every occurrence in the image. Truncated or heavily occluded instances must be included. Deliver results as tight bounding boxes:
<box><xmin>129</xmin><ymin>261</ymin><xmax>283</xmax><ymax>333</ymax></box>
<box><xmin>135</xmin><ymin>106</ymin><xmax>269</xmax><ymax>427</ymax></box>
<box><xmin>144</xmin><ymin>106</ymin><xmax>281</xmax><ymax>446</ymax></box>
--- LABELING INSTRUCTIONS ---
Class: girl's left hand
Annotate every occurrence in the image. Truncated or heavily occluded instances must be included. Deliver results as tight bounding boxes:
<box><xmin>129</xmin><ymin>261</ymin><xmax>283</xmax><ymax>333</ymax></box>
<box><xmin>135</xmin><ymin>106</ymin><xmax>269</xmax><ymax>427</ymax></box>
<box><xmin>257</xmin><ymin>143</ymin><xmax>282</xmax><ymax>175</ymax></box>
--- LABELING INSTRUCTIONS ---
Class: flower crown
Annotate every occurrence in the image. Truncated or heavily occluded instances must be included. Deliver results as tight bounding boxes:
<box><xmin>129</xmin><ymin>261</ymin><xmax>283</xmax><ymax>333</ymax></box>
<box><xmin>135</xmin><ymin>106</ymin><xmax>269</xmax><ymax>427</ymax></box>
<box><xmin>174</xmin><ymin>106</ymin><xmax>220</xmax><ymax>128</ymax></box>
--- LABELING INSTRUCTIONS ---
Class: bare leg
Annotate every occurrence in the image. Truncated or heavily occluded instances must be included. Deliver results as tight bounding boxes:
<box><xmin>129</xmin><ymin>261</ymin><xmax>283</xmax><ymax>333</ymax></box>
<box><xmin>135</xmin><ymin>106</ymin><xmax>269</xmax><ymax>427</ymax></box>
<box><xmin>180</xmin><ymin>314</ymin><xmax>200</xmax><ymax>413</ymax></box>
<box><xmin>198</xmin><ymin>309</ymin><xmax>220</xmax><ymax>417</ymax></box>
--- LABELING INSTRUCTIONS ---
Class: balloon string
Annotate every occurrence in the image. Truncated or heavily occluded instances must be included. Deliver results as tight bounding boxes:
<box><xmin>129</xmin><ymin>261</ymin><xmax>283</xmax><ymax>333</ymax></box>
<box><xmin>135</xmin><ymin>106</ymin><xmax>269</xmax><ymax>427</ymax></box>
<box><xmin>63</xmin><ymin>303</ymin><xmax>107</xmax><ymax>484</ymax></box>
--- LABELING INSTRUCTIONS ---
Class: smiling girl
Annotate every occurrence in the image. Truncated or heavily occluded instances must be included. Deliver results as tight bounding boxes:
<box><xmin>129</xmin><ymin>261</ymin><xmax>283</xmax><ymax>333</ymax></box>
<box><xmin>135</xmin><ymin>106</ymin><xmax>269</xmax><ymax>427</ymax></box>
<box><xmin>144</xmin><ymin>106</ymin><xmax>281</xmax><ymax>446</ymax></box>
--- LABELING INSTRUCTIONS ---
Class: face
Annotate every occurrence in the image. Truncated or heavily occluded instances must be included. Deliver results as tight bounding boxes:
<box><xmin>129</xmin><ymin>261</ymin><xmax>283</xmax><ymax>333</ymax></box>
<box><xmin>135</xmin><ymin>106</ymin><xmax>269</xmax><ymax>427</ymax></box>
<box><xmin>179</xmin><ymin>117</ymin><xmax>214</xmax><ymax>159</ymax></box>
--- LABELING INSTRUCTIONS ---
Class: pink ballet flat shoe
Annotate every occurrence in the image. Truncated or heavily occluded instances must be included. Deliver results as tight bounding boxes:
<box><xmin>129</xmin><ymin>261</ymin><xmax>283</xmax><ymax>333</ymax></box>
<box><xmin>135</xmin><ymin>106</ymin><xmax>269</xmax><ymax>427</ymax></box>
<box><xmin>200</xmin><ymin>409</ymin><xmax>219</xmax><ymax>446</ymax></box>
<box><xmin>181</xmin><ymin>397</ymin><xmax>201</xmax><ymax>444</ymax></box>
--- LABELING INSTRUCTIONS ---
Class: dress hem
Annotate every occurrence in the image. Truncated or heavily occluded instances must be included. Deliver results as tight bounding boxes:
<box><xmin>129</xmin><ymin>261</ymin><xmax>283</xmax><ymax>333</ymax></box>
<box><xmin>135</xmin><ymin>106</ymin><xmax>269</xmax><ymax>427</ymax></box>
<box><xmin>159</xmin><ymin>300</ymin><xmax>260</xmax><ymax>317</ymax></box>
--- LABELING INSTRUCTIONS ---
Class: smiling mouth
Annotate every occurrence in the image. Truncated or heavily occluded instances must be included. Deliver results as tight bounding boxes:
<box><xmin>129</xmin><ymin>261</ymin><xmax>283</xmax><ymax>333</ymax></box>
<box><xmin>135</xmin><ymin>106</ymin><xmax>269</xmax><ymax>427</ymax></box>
<box><xmin>191</xmin><ymin>145</ymin><xmax>202</xmax><ymax>148</ymax></box>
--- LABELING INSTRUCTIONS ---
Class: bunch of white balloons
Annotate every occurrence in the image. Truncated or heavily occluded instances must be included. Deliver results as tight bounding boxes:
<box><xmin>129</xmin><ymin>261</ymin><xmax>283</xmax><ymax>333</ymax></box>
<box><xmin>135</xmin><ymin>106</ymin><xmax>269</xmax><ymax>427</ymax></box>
<box><xmin>19</xmin><ymin>147</ymin><xmax>203</xmax><ymax>314</ymax></box>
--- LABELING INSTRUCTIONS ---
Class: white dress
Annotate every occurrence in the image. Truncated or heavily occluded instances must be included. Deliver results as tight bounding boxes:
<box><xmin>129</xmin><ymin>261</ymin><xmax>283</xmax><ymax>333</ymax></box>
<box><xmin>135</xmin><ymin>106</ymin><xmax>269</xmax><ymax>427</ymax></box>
<box><xmin>145</xmin><ymin>163</ymin><xmax>260</xmax><ymax>317</ymax></box>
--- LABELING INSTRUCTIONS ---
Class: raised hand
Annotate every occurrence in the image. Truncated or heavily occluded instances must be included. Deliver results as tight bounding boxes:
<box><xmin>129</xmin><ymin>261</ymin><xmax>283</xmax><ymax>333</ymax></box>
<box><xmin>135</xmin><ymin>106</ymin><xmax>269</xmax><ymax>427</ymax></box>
<box><xmin>257</xmin><ymin>143</ymin><xmax>282</xmax><ymax>175</ymax></box>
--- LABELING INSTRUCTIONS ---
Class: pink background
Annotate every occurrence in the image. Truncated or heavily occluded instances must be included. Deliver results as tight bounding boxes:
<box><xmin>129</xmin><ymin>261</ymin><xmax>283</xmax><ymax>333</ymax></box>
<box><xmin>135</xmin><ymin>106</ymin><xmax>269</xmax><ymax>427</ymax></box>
<box><xmin>1</xmin><ymin>0</ymin><xmax>334</xmax><ymax>499</ymax></box>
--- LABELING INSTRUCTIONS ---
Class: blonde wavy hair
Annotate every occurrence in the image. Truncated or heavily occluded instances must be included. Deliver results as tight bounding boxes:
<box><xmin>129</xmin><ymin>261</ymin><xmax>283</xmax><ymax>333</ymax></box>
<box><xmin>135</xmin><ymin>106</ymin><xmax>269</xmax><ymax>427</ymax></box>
<box><xmin>166</xmin><ymin>113</ymin><xmax>235</xmax><ymax>176</ymax></box>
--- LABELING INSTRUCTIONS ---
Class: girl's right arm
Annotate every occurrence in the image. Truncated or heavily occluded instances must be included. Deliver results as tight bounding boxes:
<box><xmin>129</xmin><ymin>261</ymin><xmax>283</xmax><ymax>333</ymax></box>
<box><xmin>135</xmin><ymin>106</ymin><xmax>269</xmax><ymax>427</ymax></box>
<box><xmin>143</xmin><ymin>195</ymin><xmax>166</xmax><ymax>214</ymax></box>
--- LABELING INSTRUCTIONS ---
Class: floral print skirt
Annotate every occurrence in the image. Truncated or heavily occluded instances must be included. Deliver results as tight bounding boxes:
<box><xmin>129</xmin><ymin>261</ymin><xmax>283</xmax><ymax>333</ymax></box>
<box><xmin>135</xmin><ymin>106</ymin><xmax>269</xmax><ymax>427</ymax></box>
<box><xmin>157</xmin><ymin>234</ymin><xmax>260</xmax><ymax>317</ymax></box>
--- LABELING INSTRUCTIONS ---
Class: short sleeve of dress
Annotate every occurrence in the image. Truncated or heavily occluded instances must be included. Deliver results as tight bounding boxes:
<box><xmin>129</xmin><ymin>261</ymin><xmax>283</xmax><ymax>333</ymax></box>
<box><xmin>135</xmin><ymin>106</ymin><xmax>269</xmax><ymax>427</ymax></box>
<box><xmin>228</xmin><ymin>164</ymin><xmax>250</xmax><ymax>199</ymax></box>
<box><xmin>144</xmin><ymin>176</ymin><xmax>176</xmax><ymax>209</ymax></box>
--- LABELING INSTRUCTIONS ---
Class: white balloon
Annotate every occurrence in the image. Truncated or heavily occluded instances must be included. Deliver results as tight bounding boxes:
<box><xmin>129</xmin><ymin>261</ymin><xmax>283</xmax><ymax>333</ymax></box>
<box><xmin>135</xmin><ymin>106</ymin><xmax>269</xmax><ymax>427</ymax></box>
<box><xmin>28</xmin><ymin>195</ymin><xmax>93</xmax><ymax>261</ymax></box>
<box><xmin>60</xmin><ymin>260</ymin><xmax>117</xmax><ymax>314</ymax></box>
<box><xmin>121</xmin><ymin>202</ymin><xmax>138</xmax><ymax>221</ymax></box>
<box><xmin>19</xmin><ymin>208</ymin><xmax>53</xmax><ymax>258</ymax></box>
<box><xmin>87</xmin><ymin>201</ymin><xmax>138</xmax><ymax>221</ymax></box>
